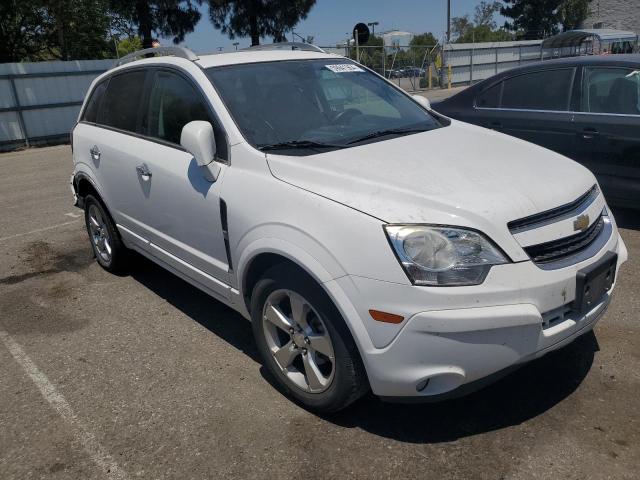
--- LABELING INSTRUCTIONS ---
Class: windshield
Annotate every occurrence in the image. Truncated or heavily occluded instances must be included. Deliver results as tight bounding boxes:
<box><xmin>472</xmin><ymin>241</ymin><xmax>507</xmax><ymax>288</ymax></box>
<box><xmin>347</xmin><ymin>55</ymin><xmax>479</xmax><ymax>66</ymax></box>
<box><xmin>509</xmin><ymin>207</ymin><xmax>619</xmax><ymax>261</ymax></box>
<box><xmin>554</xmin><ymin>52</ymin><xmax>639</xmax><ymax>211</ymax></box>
<box><xmin>206</xmin><ymin>59</ymin><xmax>443</xmax><ymax>155</ymax></box>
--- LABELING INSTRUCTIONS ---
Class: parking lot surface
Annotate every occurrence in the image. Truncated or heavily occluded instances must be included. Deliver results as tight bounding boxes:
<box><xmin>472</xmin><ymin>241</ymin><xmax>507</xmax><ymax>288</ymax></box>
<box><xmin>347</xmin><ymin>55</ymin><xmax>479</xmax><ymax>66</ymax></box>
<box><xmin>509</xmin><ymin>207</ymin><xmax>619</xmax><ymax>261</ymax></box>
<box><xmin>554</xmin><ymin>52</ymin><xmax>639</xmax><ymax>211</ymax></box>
<box><xmin>1</xmin><ymin>146</ymin><xmax>639</xmax><ymax>479</ymax></box>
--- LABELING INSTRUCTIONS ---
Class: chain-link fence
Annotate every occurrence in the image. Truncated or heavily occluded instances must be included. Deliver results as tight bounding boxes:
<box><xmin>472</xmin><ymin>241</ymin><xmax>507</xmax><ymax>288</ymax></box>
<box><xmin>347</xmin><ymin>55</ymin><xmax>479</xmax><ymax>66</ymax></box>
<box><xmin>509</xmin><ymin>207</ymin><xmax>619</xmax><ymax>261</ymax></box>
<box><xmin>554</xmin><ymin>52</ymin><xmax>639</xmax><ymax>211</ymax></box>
<box><xmin>322</xmin><ymin>45</ymin><xmax>443</xmax><ymax>92</ymax></box>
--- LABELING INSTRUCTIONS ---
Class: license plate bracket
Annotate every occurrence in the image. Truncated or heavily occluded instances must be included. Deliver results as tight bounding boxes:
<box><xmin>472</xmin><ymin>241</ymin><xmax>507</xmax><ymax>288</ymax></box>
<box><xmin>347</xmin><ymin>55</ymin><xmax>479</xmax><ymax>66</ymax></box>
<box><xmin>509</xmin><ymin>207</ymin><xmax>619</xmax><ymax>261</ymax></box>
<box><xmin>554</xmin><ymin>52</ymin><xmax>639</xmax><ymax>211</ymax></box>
<box><xmin>573</xmin><ymin>251</ymin><xmax>617</xmax><ymax>314</ymax></box>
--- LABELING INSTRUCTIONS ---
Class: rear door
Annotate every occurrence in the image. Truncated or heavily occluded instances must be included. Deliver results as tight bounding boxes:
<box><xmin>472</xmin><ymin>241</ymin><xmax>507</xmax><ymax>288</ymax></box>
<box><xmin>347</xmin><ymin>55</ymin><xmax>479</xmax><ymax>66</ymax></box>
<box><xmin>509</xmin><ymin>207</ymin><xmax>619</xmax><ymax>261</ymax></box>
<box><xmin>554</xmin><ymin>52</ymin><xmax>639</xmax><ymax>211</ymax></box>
<box><xmin>81</xmin><ymin>69</ymin><xmax>152</xmax><ymax>249</ymax></box>
<box><xmin>573</xmin><ymin>65</ymin><xmax>640</xmax><ymax>207</ymax></box>
<box><xmin>489</xmin><ymin>68</ymin><xmax>577</xmax><ymax>159</ymax></box>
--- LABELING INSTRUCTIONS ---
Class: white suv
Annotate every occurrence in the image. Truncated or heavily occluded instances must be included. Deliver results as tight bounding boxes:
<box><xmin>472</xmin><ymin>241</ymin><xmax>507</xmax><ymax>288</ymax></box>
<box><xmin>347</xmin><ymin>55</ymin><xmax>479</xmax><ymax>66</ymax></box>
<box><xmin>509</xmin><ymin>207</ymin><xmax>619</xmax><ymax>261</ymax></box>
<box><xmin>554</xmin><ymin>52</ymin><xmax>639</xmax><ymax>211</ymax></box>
<box><xmin>71</xmin><ymin>45</ymin><xmax>628</xmax><ymax>412</ymax></box>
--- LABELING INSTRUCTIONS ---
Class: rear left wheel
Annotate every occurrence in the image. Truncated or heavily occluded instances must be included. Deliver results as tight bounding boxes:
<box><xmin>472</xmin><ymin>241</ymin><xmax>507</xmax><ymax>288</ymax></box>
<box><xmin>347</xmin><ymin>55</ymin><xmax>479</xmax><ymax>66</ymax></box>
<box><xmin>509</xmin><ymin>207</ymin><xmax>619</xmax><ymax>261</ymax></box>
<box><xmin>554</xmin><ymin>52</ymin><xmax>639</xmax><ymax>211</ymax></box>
<box><xmin>84</xmin><ymin>195</ymin><xmax>127</xmax><ymax>273</ymax></box>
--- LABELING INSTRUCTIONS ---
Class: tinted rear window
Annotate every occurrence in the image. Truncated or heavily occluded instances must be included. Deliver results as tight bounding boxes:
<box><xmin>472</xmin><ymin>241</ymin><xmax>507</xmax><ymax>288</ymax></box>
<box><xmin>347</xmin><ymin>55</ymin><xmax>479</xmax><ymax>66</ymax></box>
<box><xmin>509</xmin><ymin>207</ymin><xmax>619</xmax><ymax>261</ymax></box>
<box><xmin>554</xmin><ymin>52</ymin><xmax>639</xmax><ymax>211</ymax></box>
<box><xmin>582</xmin><ymin>66</ymin><xmax>640</xmax><ymax>115</ymax></box>
<box><xmin>82</xmin><ymin>80</ymin><xmax>108</xmax><ymax>123</ymax></box>
<box><xmin>501</xmin><ymin>69</ymin><xmax>574</xmax><ymax>111</ymax></box>
<box><xmin>99</xmin><ymin>70</ymin><xmax>147</xmax><ymax>132</ymax></box>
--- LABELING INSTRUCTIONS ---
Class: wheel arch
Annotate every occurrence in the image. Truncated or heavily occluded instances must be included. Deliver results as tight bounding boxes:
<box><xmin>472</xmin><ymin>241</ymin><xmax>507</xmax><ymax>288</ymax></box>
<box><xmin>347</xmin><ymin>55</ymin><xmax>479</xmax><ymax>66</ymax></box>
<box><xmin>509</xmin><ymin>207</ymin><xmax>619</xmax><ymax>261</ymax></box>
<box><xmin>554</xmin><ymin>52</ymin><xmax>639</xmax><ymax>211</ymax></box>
<box><xmin>236</xmin><ymin>236</ymin><xmax>375</xmax><ymax>351</ymax></box>
<box><xmin>239</xmin><ymin>243</ymin><xmax>336</xmax><ymax>315</ymax></box>
<box><xmin>74</xmin><ymin>172</ymin><xmax>103</xmax><ymax>209</ymax></box>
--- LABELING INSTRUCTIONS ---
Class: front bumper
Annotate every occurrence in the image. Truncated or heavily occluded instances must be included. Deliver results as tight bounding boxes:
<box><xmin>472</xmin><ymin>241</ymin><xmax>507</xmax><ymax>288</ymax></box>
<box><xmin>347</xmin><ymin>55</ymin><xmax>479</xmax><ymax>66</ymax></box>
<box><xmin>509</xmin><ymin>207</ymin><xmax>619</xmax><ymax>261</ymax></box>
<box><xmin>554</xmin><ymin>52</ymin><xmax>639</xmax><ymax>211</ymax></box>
<box><xmin>326</xmin><ymin>231</ymin><xmax>627</xmax><ymax>399</ymax></box>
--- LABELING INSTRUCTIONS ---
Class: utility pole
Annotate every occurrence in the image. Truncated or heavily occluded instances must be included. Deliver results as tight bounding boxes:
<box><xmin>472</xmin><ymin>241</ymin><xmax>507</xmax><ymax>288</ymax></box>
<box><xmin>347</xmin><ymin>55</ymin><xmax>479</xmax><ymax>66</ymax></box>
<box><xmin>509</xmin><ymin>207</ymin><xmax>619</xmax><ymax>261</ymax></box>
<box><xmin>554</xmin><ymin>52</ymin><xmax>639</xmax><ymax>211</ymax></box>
<box><xmin>446</xmin><ymin>0</ymin><xmax>451</xmax><ymax>43</ymax></box>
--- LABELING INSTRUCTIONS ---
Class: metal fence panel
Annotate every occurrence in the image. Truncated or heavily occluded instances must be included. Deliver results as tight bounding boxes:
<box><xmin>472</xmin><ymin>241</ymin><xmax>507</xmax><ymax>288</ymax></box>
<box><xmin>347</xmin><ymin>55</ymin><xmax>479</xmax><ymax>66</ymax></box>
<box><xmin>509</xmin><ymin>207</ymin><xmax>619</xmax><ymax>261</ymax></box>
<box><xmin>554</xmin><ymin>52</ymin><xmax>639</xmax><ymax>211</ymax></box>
<box><xmin>442</xmin><ymin>40</ymin><xmax>543</xmax><ymax>86</ymax></box>
<box><xmin>0</xmin><ymin>112</ymin><xmax>23</xmax><ymax>142</ymax></box>
<box><xmin>22</xmin><ymin>106</ymin><xmax>80</xmax><ymax>139</ymax></box>
<box><xmin>15</xmin><ymin>74</ymin><xmax>99</xmax><ymax>107</ymax></box>
<box><xmin>0</xmin><ymin>80</ymin><xmax>16</xmax><ymax>108</ymax></box>
<box><xmin>0</xmin><ymin>59</ymin><xmax>113</xmax><ymax>150</ymax></box>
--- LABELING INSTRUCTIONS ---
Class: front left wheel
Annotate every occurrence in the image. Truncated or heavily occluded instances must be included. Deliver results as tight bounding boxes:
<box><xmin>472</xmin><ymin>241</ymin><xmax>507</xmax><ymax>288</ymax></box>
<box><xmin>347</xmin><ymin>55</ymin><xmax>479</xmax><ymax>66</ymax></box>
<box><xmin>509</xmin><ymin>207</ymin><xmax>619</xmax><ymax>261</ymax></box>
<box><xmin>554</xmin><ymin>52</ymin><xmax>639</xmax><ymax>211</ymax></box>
<box><xmin>251</xmin><ymin>264</ymin><xmax>368</xmax><ymax>412</ymax></box>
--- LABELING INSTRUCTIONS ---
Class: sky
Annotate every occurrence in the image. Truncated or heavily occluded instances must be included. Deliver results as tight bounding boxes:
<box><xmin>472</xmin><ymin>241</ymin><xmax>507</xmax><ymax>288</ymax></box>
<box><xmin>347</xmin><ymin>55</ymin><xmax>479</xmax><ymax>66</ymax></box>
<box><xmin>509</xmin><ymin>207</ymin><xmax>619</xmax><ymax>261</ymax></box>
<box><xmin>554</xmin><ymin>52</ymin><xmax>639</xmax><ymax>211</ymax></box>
<box><xmin>174</xmin><ymin>0</ymin><xmax>506</xmax><ymax>54</ymax></box>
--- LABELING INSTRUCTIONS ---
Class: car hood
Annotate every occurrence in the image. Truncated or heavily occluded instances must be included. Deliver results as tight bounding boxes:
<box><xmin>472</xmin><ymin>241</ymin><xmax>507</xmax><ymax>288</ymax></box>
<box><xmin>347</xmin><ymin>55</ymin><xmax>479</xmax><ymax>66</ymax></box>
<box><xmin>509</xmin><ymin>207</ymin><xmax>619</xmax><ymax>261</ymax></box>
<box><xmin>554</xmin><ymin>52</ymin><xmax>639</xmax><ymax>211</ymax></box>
<box><xmin>266</xmin><ymin>120</ymin><xmax>596</xmax><ymax>257</ymax></box>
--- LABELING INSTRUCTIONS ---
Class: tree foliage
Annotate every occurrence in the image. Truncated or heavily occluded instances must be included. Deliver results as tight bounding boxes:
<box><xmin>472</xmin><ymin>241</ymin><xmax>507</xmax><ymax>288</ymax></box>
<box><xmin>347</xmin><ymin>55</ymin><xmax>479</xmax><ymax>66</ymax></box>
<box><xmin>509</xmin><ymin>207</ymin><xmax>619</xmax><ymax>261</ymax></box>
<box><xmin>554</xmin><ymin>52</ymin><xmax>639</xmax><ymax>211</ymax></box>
<box><xmin>409</xmin><ymin>32</ymin><xmax>438</xmax><ymax>64</ymax></box>
<box><xmin>207</xmin><ymin>0</ymin><xmax>316</xmax><ymax>46</ymax></box>
<box><xmin>45</xmin><ymin>0</ymin><xmax>114</xmax><ymax>60</ymax></box>
<box><xmin>110</xmin><ymin>0</ymin><xmax>202</xmax><ymax>49</ymax></box>
<box><xmin>451</xmin><ymin>1</ymin><xmax>513</xmax><ymax>44</ymax></box>
<box><xmin>501</xmin><ymin>0</ymin><xmax>592</xmax><ymax>38</ymax></box>
<box><xmin>558</xmin><ymin>0</ymin><xmax>592</xmax><ymax>31</ymax></box>
<box><xmin>0</xmin><ymin>0</ymin><xmax>114</xmax><ymax>62</ymax></box>
<box><xmin>116</xmin><ymin>36</ymin><xmax>143</xmax><ymax>57</ymax></box>
<box><xmin>0</xmin><ymin>0</ymin><xmax>49</xmax><ymax>62</ymax></box>
<box><xmin>473</xmin><ymin>1</ymin><xmax>502</xmax><ymax>29</ymax></box>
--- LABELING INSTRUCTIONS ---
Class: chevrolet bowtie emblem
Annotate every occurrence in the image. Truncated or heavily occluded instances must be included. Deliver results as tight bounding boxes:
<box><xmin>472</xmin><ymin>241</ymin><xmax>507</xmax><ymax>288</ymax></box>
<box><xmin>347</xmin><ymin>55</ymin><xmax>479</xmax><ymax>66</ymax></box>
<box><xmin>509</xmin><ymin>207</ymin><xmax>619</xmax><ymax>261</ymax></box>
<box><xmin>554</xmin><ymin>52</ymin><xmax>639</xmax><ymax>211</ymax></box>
<box><xmin>573</xmin><ymin>214</ymin><xmax>590</xmax><ymax>232</ymax></box>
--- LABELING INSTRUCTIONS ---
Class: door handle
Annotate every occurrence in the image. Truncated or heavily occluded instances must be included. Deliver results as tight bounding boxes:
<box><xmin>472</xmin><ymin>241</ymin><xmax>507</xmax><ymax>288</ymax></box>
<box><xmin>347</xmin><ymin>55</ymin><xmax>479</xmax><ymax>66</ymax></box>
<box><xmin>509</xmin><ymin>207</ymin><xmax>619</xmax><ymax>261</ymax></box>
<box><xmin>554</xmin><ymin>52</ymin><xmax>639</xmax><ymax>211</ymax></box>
<box><xmin>136</xmin><ymin>164</ymin><xmax>152</xmax><ymax>179</ymax></box>
<box><xmin>90</xmin><ymin>145</ymin><xmax>101</xmax><ymax>161</ymax></box>
<box><xmin>582</xmin><ymin>128</ymin><xmax>599</xmax><ymax>140</ymax></box>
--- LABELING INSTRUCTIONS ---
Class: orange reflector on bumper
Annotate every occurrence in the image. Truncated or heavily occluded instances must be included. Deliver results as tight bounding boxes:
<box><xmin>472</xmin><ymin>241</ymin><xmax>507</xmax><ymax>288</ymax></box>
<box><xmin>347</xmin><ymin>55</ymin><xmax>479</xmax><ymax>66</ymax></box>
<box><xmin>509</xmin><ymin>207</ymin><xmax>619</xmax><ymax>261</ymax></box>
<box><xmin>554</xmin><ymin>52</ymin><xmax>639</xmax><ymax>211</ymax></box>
<box><xmin>369</xmin><ymin>310</ymin><xmax>404</xmax><ymax>324</ymax></box>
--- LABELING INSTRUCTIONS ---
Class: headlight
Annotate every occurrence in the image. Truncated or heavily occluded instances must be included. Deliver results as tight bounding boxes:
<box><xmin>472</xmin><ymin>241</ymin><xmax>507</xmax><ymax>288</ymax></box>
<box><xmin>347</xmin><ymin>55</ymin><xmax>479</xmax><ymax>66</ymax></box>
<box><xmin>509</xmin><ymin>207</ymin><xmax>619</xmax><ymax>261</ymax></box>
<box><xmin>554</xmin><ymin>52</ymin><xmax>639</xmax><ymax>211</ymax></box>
<box><xmin>385</xmin><ymin>225</ymin><xmax>509</xmax><ymax>286</ymax></box>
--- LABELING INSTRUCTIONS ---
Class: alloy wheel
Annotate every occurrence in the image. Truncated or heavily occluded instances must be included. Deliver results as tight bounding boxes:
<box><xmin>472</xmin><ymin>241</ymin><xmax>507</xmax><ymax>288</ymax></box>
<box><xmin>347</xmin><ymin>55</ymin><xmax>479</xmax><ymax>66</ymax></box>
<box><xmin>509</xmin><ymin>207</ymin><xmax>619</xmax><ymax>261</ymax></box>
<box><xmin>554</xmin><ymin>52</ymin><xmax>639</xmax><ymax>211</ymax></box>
<box><xmin>87</xmin><ymin>204</ymin><xmax>112</xmax><ymax>263</ymax></box>
<box><xmin>262</xmin><ymin>289</ymin><xmax>335</xmax><ymax>393</ymax></box>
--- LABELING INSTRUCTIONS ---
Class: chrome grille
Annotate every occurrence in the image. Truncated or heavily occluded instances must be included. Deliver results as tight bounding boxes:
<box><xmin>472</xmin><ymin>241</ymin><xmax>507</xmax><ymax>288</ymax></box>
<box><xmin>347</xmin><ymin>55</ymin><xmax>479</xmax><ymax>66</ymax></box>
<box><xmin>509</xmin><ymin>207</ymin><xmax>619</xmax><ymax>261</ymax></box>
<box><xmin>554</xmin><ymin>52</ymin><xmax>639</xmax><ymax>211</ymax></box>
<box><xmin>508</xmin><ymin>185</ymin><xmax>599</xmax><ymax>233</ymax></box>
<box><xmin>524</xmin><ymin>215</ymin><xmax>605</xmax><ymax>264</ymax></box>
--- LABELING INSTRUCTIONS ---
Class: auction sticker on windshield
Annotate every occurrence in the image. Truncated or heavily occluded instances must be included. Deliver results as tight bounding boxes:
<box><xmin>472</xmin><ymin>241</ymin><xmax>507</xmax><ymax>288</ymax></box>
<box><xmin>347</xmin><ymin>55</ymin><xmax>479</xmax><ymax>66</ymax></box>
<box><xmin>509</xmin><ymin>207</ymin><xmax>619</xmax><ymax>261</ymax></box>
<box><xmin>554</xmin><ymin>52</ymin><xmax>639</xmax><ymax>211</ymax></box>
<box><xmin>325</xmin><ymin>64</ymin><xmax>365</xmax><ymax>73</ymax></box>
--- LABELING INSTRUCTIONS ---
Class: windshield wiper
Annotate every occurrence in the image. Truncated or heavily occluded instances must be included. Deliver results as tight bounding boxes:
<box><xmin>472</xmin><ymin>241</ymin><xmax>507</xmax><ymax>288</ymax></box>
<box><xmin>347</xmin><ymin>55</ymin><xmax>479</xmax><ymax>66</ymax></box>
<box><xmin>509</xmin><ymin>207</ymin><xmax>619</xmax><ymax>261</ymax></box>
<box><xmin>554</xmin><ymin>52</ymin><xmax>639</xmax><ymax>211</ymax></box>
<box><xmin>346</xmin><ymin>127</ymin><xmax>429</xmax><ymax>145</ymax></box>
<box><xmin>258</xmin><ymin>140</ymin><xmax>348</xmax><ymax>151</ymax></box>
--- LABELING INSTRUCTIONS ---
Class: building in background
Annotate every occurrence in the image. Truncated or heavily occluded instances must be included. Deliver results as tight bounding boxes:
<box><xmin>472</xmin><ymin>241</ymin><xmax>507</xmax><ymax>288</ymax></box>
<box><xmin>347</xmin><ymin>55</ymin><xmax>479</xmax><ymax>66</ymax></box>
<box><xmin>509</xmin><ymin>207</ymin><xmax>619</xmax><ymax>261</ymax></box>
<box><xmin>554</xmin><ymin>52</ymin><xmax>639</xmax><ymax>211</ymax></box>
<box><xmin>582</xmin><ymin>0</ymin><xmax>640</xmax><ymax>32</ymax></box>
<box><xmin>382</xmin><ymin>30</ymin><xmax>415</xmax><ymax>49</ymax></box>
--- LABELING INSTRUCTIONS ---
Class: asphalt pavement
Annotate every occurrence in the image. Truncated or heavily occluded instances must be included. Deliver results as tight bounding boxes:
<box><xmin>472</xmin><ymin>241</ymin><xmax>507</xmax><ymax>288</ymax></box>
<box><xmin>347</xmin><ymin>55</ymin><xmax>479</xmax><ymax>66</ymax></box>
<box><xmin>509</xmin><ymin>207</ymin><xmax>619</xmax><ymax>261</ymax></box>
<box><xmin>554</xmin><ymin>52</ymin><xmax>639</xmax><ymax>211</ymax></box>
<box><xmin>1</xmin><ymin>145</ymin><xmax>639</xmax><ymax>479</ymax></box>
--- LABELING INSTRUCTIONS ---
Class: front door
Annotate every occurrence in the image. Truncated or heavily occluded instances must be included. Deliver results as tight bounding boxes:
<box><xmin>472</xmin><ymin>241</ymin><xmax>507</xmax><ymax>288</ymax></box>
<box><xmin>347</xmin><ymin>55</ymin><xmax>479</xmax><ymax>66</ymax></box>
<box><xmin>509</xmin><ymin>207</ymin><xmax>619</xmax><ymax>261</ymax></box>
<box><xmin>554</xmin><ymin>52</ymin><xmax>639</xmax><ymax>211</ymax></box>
<box><xmin>133</xmin><ymin>68</ymin><xmax>231</xmax><ymax>298</ymax></box>
<box><xmin>573</xmin><ymin>65</ymin><xmax>640</xmax><ymax>208</ymax></box>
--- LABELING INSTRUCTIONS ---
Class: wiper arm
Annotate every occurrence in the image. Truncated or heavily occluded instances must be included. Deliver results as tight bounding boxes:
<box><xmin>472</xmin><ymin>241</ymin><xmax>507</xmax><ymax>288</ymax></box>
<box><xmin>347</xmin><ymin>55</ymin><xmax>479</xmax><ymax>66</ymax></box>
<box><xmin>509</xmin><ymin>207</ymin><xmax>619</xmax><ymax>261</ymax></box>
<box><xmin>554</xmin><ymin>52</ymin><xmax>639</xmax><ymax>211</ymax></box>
<box><xmin>346</xmin><ymin>127</ymin><xmax>429</xmax><ymax>145</ymax></box>
<box><xmin>258</xmin><ymin>140</ymin><xmax>348</xmax><ymax>151</ymax></box>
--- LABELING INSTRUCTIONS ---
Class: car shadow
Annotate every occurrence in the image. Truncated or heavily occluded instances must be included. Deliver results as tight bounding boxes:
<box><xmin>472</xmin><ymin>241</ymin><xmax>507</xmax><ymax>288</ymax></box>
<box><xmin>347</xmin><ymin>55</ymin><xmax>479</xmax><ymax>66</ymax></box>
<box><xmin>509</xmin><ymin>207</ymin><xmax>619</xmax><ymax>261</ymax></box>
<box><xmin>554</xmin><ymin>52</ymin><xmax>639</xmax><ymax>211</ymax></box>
<box><xmin>323</xmin><ymin>330</ymin><xmax>599</xmax><ymax>443</ymax></box>
<box><xmin>611</xmin><ymin>206</ymin><xmax>640</xmax><ymax>231</ymax></box>
<box><xmin>126</xmin><ymin>253</ymin><xmax>599</xmax><ymax>444</ymax></box>
<box><xmin>127</xmin><ymin>253</ymin><xmax>261</xmax><ymax>364</ymax></box>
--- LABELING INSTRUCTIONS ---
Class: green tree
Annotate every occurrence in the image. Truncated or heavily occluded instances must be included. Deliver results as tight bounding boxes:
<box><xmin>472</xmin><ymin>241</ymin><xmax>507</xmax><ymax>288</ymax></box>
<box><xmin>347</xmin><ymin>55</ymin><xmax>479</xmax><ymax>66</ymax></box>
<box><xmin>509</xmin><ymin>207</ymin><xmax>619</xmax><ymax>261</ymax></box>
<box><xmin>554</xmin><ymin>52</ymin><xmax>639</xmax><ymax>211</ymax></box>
<box><xmin>451</xmin><ymin>2</ymin><xmax>513</xmax><ymax>44</ymax></box>
<box><xmin>44</xmin><ymin>0</ymin><xmax>115</xmax><ymax>61</ymax></box>
<box><xmin>558</xmin><ymin>0</ymin><xmax>592</xmax><ymax>31</ymax></box>
<box><xmin>409</xmin><ymin>32</ymin><xmax>438</xmax><ymax>66</ymax></box>
<box><xmin>0</xmin><ymin>0</ymin><xmax>49</xmax><ymax>62</ymax></box>
<box><xmin>456</xmin><ymin>24</ymin><xmax>513</xmax><ymax>43</ymax></box>
<box><xmin>110</xmin><ymin>0</ymin><xmax>202</xmax><ymax>49</ymax></box>
<box><xmin>116</xmin><ymin>36</ymin><xmax>143</xmax><ymax>57</ymax></box>
<box><xmin>0</xmin><ymin>0</ymin><xmax>115</xmax><ymax>62</ymax></box>
<box><xmin>451</xmin><ymin>15</ymin><xmax>473</xmax><ymax>40</ymax></box>
<box><xmin>207</xmin><ymin>0</ymin><xmax>316</xmax><ymax>46</ymax></box>
<box><xmin>474</xmin><ymin>1</ymin><xmax>502</xmax><ymax>29</ymax></box>
<box><xmin>501</xmin><ymin>0</ymin><xmax>592</xmax><ymax>38</ymax></box>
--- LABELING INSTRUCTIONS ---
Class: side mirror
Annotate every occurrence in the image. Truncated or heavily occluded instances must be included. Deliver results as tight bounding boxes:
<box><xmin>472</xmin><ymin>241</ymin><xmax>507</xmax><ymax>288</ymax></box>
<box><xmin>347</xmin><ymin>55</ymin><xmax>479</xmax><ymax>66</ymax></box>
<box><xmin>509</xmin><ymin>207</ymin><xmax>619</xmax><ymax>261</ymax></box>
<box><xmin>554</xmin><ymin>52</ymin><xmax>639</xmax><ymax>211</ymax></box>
<box><xmin>412</xmin><ymin>95</ymin><xmax>431</xmax><ymax>110</ymax></box>
<box><xmin>180</xmin><ymin>121</ymin><xmax>221</xmax><ymax>182</ymax></box>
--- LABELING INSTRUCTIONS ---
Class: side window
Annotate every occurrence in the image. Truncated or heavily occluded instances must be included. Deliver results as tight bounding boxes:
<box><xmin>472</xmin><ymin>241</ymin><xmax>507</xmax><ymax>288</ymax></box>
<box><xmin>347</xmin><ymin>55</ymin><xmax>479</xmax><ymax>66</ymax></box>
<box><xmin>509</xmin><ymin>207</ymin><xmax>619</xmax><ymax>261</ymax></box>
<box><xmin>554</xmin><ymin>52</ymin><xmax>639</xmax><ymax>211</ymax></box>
<box><xmin>501</xmin><ymin>69</ymin><xmax>574</xmax><ymax>111</ymax></box>
<box><xmin>145</xmin><ymin>71</ymin><xmax>212</xmax><ymax>145</ymax></box>
<box><xmin>99</xmin><ymin>70</ymin><xmax>147</xmax><ymax>132</ymax></box>
<box><xmin>582</xmin><ymin>67</ymin><xmax>640</xmax><ymax>115</ymax></box>
<box><xmin>476</xmin><ymin>82</ymin><xmax>501</xmax><ymax>108</ymax></box>
<box><xmin>82</xmin><ymin>80</ymin><xmax>108</xmax><ymax>123</ymax></box>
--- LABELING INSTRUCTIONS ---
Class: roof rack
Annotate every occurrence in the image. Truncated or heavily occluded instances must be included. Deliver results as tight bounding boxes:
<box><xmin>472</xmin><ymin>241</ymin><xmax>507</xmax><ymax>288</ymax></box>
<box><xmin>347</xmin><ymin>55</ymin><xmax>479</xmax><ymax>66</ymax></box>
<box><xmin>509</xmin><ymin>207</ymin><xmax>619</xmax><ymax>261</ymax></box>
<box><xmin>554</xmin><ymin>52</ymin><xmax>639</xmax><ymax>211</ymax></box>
<box><xmin>116</xmin><ymin>46</ymin><xmax>199</xmax><ymax>66</ymax></box>
<box><xmin>244</xmin><ymin>42</ymin><xmax>325</xmax><ymax>53</ymax></box>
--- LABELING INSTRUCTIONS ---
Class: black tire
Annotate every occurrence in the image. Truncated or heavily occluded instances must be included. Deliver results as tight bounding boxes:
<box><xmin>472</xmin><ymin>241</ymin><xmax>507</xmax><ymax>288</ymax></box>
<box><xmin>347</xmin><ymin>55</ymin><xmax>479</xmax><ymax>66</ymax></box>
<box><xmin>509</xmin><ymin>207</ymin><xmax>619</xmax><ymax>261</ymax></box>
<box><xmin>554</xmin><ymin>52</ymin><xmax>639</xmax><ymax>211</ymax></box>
<box><xmin>84</xmin><ymin>194</ymin><xmax>128</xmax><ymax>273</ymax></box>
<box><xmin>251</xmin><ymin>264</ymin><xmax>368</xmax><ymax>412</ymax></box>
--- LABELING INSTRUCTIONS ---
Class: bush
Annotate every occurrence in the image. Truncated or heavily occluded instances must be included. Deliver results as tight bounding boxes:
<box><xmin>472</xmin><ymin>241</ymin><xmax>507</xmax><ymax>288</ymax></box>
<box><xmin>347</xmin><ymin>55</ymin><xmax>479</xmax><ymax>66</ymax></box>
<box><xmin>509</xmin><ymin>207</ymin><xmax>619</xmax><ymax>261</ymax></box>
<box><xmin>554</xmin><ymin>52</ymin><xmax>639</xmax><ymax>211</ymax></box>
<box><xmin>419</xmin><ymin>77</ymin><xmax>428</xmax><ymax>89</ymax></box>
